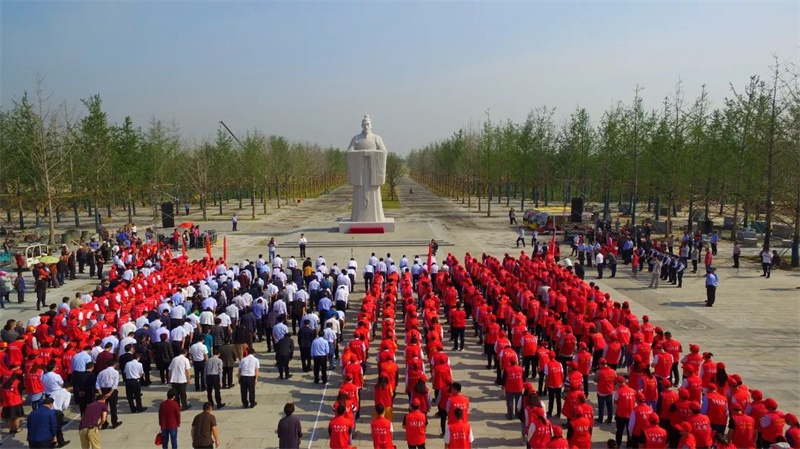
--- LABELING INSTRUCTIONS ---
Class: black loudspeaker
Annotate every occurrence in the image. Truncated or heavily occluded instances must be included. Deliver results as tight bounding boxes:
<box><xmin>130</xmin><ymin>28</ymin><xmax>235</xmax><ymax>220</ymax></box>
<box><xmin>570</xmin><ymin>198</ymin><xmax>584</xmax><ymax>223</ymax></box>
<box><xmin>161</xmin><ymin>202</ymin><xmax>175</xmax><ymax>228</ymax></box>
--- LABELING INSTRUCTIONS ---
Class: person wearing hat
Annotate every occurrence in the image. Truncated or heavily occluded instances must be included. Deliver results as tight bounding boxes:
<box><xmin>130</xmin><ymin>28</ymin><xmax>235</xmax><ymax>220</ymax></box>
<box><xmin>614</xmin><ymin>375</ymin><xmax>636</xmax><ymax>448</ymax></box>
<box><xmin>568</xmin><ymin>408</ymin><xmax>593</xmax><ymax>449</ymax></box>
<box><xmin>676</xmin><ymin>421</ymin><xmax>697</xmax><ymax>449</ymax></box>
<box><xmin>760</xmin><ymin>399</ymin><xmax>786</xmax><ymax>448</ymax></box>
<box><xmin>629</xmin><ymin>392</ymin><xmax>655</xmax><ymax>448</ymax></box>
<box><xmin>783</xmin><ymin>413</ymin><xmax>799</xmax><ymax>449</ymax></box>
<box><xmin>526</xmin><ymin>406</ymin><xmax>552</xmax><ymax>449</ymax></box>
<box><xmin>687</xmin><ymin>401</ymin><xmax>712</xmax><ymax>449</ymax></box>
<box><xmin>728</xmin><ymin>403</ymin><xmax>756</xmax><ymax>449</ymax></box>
<box><xmin>704</xmin><ymin>267</ymin><xmax>718</xmax><ymax>307</ymax></box>
<box><xmin>681</xmin><ymin>365</ymin><xmax>703</xmax><ymax>404</ymax></box>
<box><xmin>547</xmin><ymin>425</ymin><xmax>569</xmax><ymax>449</ymax></box>
<box><xmin>643</xmin><ymin>412</ymin><xmax>668</xmax><ymax>449</ymax></box>
<box><xmin>701</xmin><ymin>384</ymin><xmax>728</xmax><ymax>435</ymax></box>
<box><xmin>403</xmin><ymin>399</ymin><xmax>428</xmax><ymax>449</ymax></box>
<box><xmin>595</xmin><ymin>358</ymin><xmax>616</xmax><ymax>424</ymax></box>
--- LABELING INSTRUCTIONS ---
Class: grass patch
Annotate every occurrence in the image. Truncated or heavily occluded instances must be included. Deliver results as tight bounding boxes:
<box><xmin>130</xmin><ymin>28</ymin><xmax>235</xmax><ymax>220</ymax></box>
<box><xmin>381</xmin><ymin>184</ymin><xmax>401</xmax><ymax>209</ymax></box>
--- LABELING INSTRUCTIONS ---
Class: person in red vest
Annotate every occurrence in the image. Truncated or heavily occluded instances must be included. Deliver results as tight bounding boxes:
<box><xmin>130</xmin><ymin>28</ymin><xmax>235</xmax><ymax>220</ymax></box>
<box><xmin>546</xmin><ymin>425</ymin><xmax>569</xmax><ymax>449</ymax></box>
<box><xmin>760</xmin><ymin>398</ymin><xmax>786</xmax><ymax>448</ymax></box>
<box><xmin>402</xmin><ymin>399</ymin><xmax>428</xmax><ymax>449</ymax></box>
<box><xmin>338</xmin><ymin>375</ymin><xmax>360</xmax><ymax>419</ymax></box>
<box><xmin>526</xmin><ymin>406</ymin><xmax>552</xmax><ymax>449</ymax></box>
<box><xmin>614</xmin><ymin>375</ymin><xmax>637</xmax><ymax>447</ymax></box>
<box><xmin>328</xmin><ymin>404</ymin><xmax>354</xmax><ymax>449</ymax></box>
<box><xmin>643</xmin><ymin>413</ymin><xmax>668</xmax><ymax>449</ymax></box>
<box><xmin>544</xmin><ymin>354</ymin><xmax>564</xmax><ymax>419</ymax></box>
<box><xmin>687</xmin><ymin>401</ymin><xmax>713</xmax><ymax>449</ymax></box>
<box><xmin>568</xmin><ymin>409</ymin><xmax>593</xmax><ymax>449</ymax></box>
<box><xmin>629</xmin><ymin>392</ymin><xmax>655</xmax><ymax>449</ymax></box>
<box><xmin>594</xmin><ymin>358</ymin><xmax>616</xmax><ymax>424</ymax></box>
<box><xmin>444</xmin><ymin>408</ymin><xmax>473</xmax><ymax>449</ymax></box>
<box><xmin>370</xmin><ymin>404</ymin><xmax>394</xmax><ymax>449</ymax></box>
<box><xmin>574</xmin><ymin>343</ymin><xmax>592</xmax><ymax>397</ymax></box>
<box><xmin>712</xmin><ymin>433</ymin><xmax>737</xmax><ymax>449</ymax></box>
<box><xmin>676</xmin><ymin>421</ymin><xmax>697</xmax><ymax>449</ymax></box>
<box><xmin>681</xmin><ymin>365</ymin><xmax>703</xmax><ymax>404</ymax></box>
<box><xmin>446</xmin><ymin>382</ymin><xmax>470</xmax><ymax>425</ymax></box>
<box><xmin>784</xmin><ymin>413</ymin><xmax>799</xmax><ymax>449</ymax></box>
<box><xmin>503</xmin><ymin>358</ymin><xmax>525</xmax><ymax>420</ymax></box>
<box><xmin>727</xmin><ymin>404</ymin><xmax>756</xmax><ymax>449</ymax></box>
<box><xmin>657</xmin><ymin>380</ymin><xmax>678</xmax><ymax>436</ymax></box>
<box><xmin>450</xmin><ymin>302</ymin><xmax>467</xmax><ymax>352</ymax></box>
<box><xmin>701</xmin><ymin>384</ymin><xmax>728</xmax><ymax>435</ymax></box>
<box><xmin>521</xmin><ymin>331</ymin><xmax>538</xmax><ymax>380</ymax></box>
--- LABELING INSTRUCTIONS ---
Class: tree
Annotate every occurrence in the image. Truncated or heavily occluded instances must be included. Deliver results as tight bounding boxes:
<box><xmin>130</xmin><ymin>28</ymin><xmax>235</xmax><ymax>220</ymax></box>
<box><xmin>10</xmin><ymin>78</ymin><xmax>70</xmax><ymax>244</ymax></box>
<box><xmin>385</xmin><ymin>153</ymin><xmax>404</xmax><ymax>200</ymax></box>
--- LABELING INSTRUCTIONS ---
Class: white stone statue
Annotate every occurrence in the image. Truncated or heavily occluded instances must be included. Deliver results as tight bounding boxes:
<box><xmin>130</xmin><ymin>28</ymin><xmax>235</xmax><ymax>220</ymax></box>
<box><xmin>340</xmin><ymin>115</ymin><xmax>394</xmax><ymax>232</ymax></box>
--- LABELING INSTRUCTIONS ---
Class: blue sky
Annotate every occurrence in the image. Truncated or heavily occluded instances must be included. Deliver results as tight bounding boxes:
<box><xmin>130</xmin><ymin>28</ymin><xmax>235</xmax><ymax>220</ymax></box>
<box><xmin>2</xmin><ymin>1</ymin><xmax>798</xmax><ymax>154</ymax></box>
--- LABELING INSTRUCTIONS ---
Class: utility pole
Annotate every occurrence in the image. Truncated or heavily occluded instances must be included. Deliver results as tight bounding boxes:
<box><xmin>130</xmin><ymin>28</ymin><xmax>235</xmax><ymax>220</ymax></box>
<box><xmin>485</xmin><ymin>109</ymin><xmax>492</xmax><ymax>218</ymax></box>
<box><xmin>218</xmin><ymin>121</ymin><xmax>245</xmax><ymax>149</ymax></box>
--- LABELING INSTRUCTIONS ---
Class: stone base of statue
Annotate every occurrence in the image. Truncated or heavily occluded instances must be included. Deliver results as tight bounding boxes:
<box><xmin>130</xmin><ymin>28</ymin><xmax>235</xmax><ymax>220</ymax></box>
<box><xmin>338</xmin><ymin>217</ymin><xmax>396</xmax><ymax>233</ymax></box>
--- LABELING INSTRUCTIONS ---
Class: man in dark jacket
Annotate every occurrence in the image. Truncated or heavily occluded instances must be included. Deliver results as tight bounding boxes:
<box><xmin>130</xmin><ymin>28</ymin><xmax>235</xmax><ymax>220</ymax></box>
<box><xmin>275</xmin><ymin>333</ymin><xmax>294</xmax><ymax>380</ymax></box>
<box><xmin>277</xmin><ymin>402</ymin><xmax>302</xmax><ymax>449</ymax></box>
<box><xmin>297</xmin><ymin>320</ymin><xmax>315</xmax><ymax>373</ymax></box>
<box><xmin>72</xmin><ymin>362</ymin><xmax>98</xmax><ymax>415</ymax></box>
<box><xmin>218</xmin><ymin>341</ymin><xmax>238</xmax><ymax>389</ymax></box>
<box><xmin>27</xmin><ymin>397</ymin><xmax>57</xmax><ymax>448</ymax></box>
<box><xmin>153</xmin><ymin>334</ymin><xmax>174</xmax><ymax>384</ymax></box>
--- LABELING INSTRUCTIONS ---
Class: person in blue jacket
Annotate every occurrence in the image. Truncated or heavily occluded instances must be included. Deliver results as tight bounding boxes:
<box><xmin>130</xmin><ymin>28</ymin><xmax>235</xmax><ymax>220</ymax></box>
<box><xmin>26</xmin><ymin>397</ymin><xmax>57</xmax><ymax>448</ymax></box>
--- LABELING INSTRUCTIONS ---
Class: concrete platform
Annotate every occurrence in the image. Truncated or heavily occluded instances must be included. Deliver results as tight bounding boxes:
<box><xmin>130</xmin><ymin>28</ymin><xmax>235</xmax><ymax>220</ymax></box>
<box><xmin>338</xmin><ymin>218</ymin><xmax>396</xmax><ymax>233</ymax></box>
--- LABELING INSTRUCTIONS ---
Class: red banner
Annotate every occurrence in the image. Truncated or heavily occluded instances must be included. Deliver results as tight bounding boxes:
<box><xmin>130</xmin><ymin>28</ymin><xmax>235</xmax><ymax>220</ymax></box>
<box><xmin>181</xmin><ymin>235</ymin><xmax>187</xmax><ymax>258</ymax></box>
<box><xmin>223</xmin><ymin>235</ymin><xmax>227</xmax><ymax>262</ymax></box>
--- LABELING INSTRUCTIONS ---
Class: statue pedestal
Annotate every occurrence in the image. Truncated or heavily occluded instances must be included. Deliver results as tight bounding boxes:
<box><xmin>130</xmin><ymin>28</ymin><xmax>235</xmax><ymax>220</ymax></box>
<box><xmin>339</xmin><ymin>218</ymin><xmax>396</xmax><ymax>233</ymax></box>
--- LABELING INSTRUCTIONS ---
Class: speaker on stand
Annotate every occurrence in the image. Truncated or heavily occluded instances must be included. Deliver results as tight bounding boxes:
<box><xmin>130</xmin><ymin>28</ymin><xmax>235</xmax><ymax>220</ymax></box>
<box><xmin>161</xmin><ymin>202</ymin><xmax>175</xmax><ymax>228</ymax></box>
<box><xmin>570</xmin><ymin>198</ymin><xmax>584</xmax><ymax>223</ymax></box>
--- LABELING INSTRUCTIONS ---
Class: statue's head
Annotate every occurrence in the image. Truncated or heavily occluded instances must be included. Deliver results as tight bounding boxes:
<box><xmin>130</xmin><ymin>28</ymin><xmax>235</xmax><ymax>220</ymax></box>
<box><xmin>361</xmin><ymin>115</ymin><xmax>372</xmax><ymax>133</ymax></box>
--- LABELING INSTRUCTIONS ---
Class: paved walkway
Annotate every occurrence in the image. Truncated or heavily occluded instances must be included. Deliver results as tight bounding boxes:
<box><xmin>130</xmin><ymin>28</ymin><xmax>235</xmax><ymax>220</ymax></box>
<box><xmin>2</xmin><ymin>177</ymin><xmax>799</xmax><ymax>448</ymax></box>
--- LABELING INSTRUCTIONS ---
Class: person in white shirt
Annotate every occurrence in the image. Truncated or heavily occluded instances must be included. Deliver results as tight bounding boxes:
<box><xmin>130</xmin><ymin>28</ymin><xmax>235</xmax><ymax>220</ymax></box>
<box><xmin>272</xmin><ymin>255</ymin><xmax>283</xmax><ymax>269</ymax></box>
<box><xmin>167</xmin><ymin>350</ymin><xmax>192</xmax><ymax>410</ymax></box>
<box><xmin>238</xmin><ymin>353</ymin><xmax>260</xmax><ymax>408</ymax></box>
<box><xmin>49</xmin><ymin>388</ymin><xmax>71</xmax><ymax>446</ymax></box>
<box><xmin>226</xmin><ymin>303</ymin><xmax>240</xmax><ymax>326</ymax></box>
<box><xmin>200</xmin><ymin>309</ymin><xmax>215</xmax><ymax>331</ymax></box>
<box><xmin>596</xmin><ymin>251</ymin><xmax>605</xmax><ymax>279</ymax></box>
<box><xmin>123</xmin><ymin>353</ymin><xmax>147</xmax><ymax>413</ymax></box>
<box><xmin>298</xmin><ymin>234</ymin><xmax>308</xmax><ymax>258</ymax></box>
<box><xmin>120</xmin><ymin>320</ymin><xmax>137</xmax><ymax>338</ymax></box>
<box><xmin>334</xmin><ymin>285</ymin><xmax>349</xmax><ymax>309</ymax></box>
<box><xmin>285</xmin><ymin>281</ymin><xmax>298</xmax><ymax>303</ymax></box>
<box><xmin>170</xmin><ymin>304</ymin><xmax>187</xmax><ymax>320</ymax></box>
<box><xmin>363</xmin><ymin>263</ymin><xmax>375</xmax><ymax>292</ymax></box>
<box><xmin>118</xmin><ymin>334</ymin><xmax>137</xmax><ymax>357</ymax></box>
<box><xmin>101</xmin><ymin>334</ymin><xmax>120</xmax><ymax>354</ymax></box>
<box><xmin>42</xmin><ymin>364</ymin><xmax>64</xmax><ymax>395</ymax></box>
<box><xmin>287</xmin><ymin>256</ymin><xmax>298</xmax><ymax>269</ymax></box>
<box><xmin>96</xmin><ymin>359</ymin><xmax>122</xmax><ymax>427</ymax></box>
<box><xmin>336</xmin><ymin>272</ymin><xmax>351</xmax><ymax>293</ymax></box>
<box><xmin>189</xmin><ymin>338</ymin><xmax>209</xmax><ymax>392</ymax></box>
<box><xmin>273</xmin><ymin>297</ymin><xmax>288</xmax><ymax>318</ymax></box>
<box><xmin>316</xmin><ymin>256</ymin><xmax>326</xmax><ymax>270</ymax></box>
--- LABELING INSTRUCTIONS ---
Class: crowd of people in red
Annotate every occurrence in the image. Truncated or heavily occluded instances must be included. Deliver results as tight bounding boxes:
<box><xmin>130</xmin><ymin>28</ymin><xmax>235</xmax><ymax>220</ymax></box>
<box><xmin>329</xmin><ymin>247</ymin><xmax>798</xmax><ymax>449</ymax></box>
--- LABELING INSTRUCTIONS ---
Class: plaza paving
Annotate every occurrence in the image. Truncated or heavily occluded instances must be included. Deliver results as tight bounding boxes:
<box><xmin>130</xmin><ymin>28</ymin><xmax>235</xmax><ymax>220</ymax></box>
<box><xmin>1</xmin><ymin>177</ymin><xmax>799</xmax><ymax>448</ymax></box>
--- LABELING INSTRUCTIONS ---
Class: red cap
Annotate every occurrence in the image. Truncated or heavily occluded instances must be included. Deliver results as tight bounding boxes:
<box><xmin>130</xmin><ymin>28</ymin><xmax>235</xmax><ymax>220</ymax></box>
<box><xmin>648</xmin><ymin>413</ymin><xmax>661</xmax><ymax>424</ymax></box>
<box><xmin>615</xmin><ymin>376</ymin><xmax>626</xmax><ymax>384</ymax></box>
<box><xmin>707</xmin><ymin>384</ymin><xmax>717</xmax><ymax>392</ymax></box>
<box><xmin>690</xmin><ymin>401</ymin><xmax>701</xmax><ymax>412</ymax></box>
<box><xmin>642</xmin><ymin>315</ymin><xmax>649</xmax><ymax>322</ymax></box>
<box><xmin>683</xmin><ymin>365</ymin><xmax>695</xmax><ymax>373</ymax></box>
<box><xmin>689</xmin><ymin>344</ymin><xmax>699</xmax><ymax>353</ymax></box>
<box><xmin>716</xmin><ymin>362</ymin><xmax>726</xmax><ymax>370</ymax></box>
<box><xmin>764</xmin><ymin>398</ymin><xmax>778</xmax><ymax>410</ymax></box>
<box><xmin>636</xmin><ymin>392</ymin><xmax>646</xmax><ymax>402</ymax></box>
<box><xmin>598</xmin><ymin>358</ymin><xmax>608</xmax><ymax>365</ymax></box>
<box><xmin>578</xmin><ymin>342</ymin><xmax>587</xmax><ymax>350</ymax></box>
<box><xmin>676</xmin><ymin>422</ymin><xmax>692</xmax><ymax>432</ymax></box>
<box><xmin>731</xmin><ymin>374</ymin><xmax>743</xmax><ymax>383</ymax></box>
<box><xmin>678</xmin><ymin>388</ymin><xmax>690</xmax><ymax>399</ymax></box>
<box><xmin>786</xmin><ymin>413</ymin><xmax>798</xmax><ymax>426</ymax></box>
<box><xmin>655</xmin><ymin>326</ymin><xmax>663</xmax><ymax>332</ymax></box>
<box><xmin>552</xmin><ymin>425</ymin><xmax>563</xmax><ymax>437</ymax></box>
<box><xmin>749</xmin><ymin>389</ymin><xmax>763</xmax><ymax>401</ymax></box>
<box><xmin>411</xmin><ymin>398</ymin><xmax>421</xmax><ymax>406</ymax></box>
<box><xmin>731</xmin><ymin>403</ymin><xmax>743</xmax><ymax>412</ymax></box>
<box><xmin>660</xmin><ymin>379</ymin><xmax>672</xmax><ymax>388</ymax></box>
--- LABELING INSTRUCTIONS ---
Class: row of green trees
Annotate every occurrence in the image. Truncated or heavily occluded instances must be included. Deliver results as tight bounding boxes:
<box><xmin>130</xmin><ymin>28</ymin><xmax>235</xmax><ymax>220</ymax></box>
<box><xmin>408</xmin><ymin>61</ymin><xmax>800</xmax><ymax>256</ymax></box>
<box><xmin>0</xmin><ymin>78</ymin><xmax>347</xmax><ymax>243</ymax></box>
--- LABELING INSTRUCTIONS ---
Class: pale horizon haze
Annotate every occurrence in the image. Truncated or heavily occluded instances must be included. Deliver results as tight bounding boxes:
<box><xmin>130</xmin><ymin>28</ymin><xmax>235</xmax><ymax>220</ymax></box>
<box><xmin>2</xmin><ymin>1</ymin><xmax>799</xmax><ymax>154</ymax></box>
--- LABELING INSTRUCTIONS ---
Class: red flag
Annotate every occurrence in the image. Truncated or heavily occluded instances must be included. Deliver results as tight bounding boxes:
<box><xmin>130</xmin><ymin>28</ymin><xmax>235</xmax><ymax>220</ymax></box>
<box><xmin>223</xmin><ymin>235</ymin><xmax>227</xmax><ymax>262</ymax></box>
<box><xmin>427</xmin><ymin>242</ymin><xmax>433</xmax><ymax>272</ymax></box>
<box><xmin>181</xmin><ymin>236</ymin><xmax>187</xmax><ymax>258</ymax></box>
<box><xmin>548</xmin><ymin>230</ymin><xmax>556</xmax><ymax>263</ymax></box>
<box><xmin>205</xmin><ymin>234</ymin><xmax>212</xmax><ymax>259</ymax></box>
